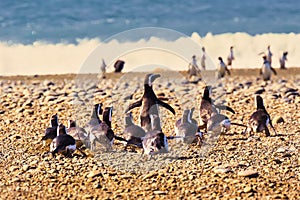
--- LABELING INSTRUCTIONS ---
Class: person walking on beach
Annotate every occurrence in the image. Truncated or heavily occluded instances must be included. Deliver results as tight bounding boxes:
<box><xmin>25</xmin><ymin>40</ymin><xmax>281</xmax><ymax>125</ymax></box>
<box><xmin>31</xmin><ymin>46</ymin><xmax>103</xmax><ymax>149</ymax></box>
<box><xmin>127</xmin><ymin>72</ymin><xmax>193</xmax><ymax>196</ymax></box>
<box><xmin>267</xmin><ymin>45</ymin><xmax>273</xmax><ymax>66</ymax></box>
<box><xmin>100</xmin><ymin>59</ymin><xmax>107</xmax><ymax>79</ymax></box>
<box><xmin>201</xmin><ymin>47</ymin><xmax>206</xmax><ymax>70</ymax></box>
<box><xmin>279</xmin><ymin>51</ymin><xmax>288</xmax><ymax>69</ymax></box>
<box><xmin>227</xmin><ymin>46</ymin><xmax>234</xmax><ymax>68</ymax></box>
<box><xmin>217</xmin><ymin>57</ymin><xmax>230</xmax><ymax>79</ymax></box>
<box><xmin>188</xmin><ymin>55</ymin><xmax>201</xmax><ymax>80</ymax></box>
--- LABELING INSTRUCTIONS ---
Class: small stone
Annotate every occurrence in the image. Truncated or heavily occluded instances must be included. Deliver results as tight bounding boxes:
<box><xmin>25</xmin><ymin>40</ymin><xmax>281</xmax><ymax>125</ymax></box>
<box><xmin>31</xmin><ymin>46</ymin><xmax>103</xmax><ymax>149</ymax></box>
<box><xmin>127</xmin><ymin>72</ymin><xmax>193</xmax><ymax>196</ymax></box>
<box><xmin>276</xmin><ymin>147</ymin><xmax>286</xmax><ymax>153</ymax></box>
<box><xmin>142</xmin><ymin>172</ymin><xmax>158</xmax><ymax>180</ymax></box>
<box><xmin>9</xmin><ymin>166</ymin><xmax>19</xmax><ymax>172</ymax></box>
<box><xmin>272</xmin><ymin>116</ymin><xmax>284</xmax><ymax>124</ymax></box>
<box><xmin>238</xmin><ymin>170</ymin><xmax>259</xmax><ymax>178</ymax></box>
<box><xmin>213</xmin><ymin>166</ymin><xmax>232</xmax><ymax>174</ymax></box>
<box><xmin>244</xmin><ymin>186</ymin><xmax>252</xmax><ymax>193</ymax></box>
<box><xmin>87</xmin><ymin>170</ymin><xmax>102</xmax><ymax>178</ymax></box>
<box><xmin>22</xmin><ymin>165</ymin><xmax>29</xmax><ymax>171</ymax></box>
<box><xmin>93</xmin><ymin>182</ymin><xmax>101</xmax><ymax>189</ymax></box>
<box><xmin>153</xmin><ymin>190</ymin><xmax>167</xmax><ymax>195</ymax></box>
<box><xmin>120</xmin><ymin>174</ymin><xmax>132</xmax><ymax>179</ymax></box>
<box><xmin>82</xmin><ymin>194</ymin><xmax>94</xmax><ymax>199</ymax></box>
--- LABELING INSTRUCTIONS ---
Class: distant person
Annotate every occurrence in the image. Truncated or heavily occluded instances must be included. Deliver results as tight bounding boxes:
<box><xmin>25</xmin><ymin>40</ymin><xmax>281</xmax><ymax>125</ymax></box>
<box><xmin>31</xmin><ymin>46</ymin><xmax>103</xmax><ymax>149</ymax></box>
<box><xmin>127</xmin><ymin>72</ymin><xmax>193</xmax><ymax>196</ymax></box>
<box><xmin>201</xmin><ymin>47</ymin><xmax>206</xmax><ymax>70</ymax></box>
<box><xmin>260</xmin><ymin>55</ymin><xmax>277</xmax><ymax>81</ymax></box>
<box><xmin>188</xmin><ymin>55</ymin><xmax>201</xmax><ymax>80</ymax></box>
<box><xmin>227</xmin><ymin>46</ymin><xmax>234</xmax><ymax>68</ymax></box>
<box><xmin>100</xmin><ymin>59</ymin><xmax>107</xmax><ymax>78</ymax></box>
<box><xmin>267</xmin><ymin>45</ymin><xmax>273</xmax><ymax>66</ymax></box>
<box><xmin>114</xmin><ymin>60</ymin><xmax>125</xmax><ymax>73</ymax></box>
<box><xmin>217</xmin><ymin>57</ymin><xmax>230</xmax><ymax>79</ymax></box>
<box><xmin>279</xmin><ymin>51</ymin><xmax>288</xmax><ymax>69</ymax></box>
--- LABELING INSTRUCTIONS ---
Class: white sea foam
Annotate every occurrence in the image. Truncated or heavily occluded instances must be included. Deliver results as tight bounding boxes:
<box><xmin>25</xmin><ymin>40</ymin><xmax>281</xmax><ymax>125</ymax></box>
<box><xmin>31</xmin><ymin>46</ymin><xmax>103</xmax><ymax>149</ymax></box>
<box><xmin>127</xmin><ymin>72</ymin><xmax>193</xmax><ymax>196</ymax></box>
<box><xmin>0</xmin><ymin>32</ymin><xmax>299</xmax><ymax>75</ymax></box>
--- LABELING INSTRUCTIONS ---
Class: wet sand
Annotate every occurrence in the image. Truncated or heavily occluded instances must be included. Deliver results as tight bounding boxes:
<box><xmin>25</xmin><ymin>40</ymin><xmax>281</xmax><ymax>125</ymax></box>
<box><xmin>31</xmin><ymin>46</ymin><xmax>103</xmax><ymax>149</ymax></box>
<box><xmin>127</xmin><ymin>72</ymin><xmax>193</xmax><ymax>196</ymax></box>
<box><xmin>0</xmin><ymin>68</ymin><xmax>299</xmax><ymax>199</ymax></box>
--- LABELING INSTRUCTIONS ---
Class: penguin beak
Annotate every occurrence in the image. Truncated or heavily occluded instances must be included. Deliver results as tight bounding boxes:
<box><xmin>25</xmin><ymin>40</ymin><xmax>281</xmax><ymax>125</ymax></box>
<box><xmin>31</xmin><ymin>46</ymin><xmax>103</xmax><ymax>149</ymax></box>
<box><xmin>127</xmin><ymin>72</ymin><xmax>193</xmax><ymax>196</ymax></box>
<box><xmin>150</xmin><ymin>74</ymin><xmax>160</xmax><ymax>83</ymax></box>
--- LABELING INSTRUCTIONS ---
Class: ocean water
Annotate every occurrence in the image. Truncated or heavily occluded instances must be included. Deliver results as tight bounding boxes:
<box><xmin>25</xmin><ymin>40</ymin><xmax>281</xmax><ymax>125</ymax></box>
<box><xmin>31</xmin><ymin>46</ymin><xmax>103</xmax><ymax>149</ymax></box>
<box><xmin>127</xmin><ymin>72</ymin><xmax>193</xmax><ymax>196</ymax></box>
<box><xmin>0</xmin><ymin>0</ymin><xmax>300</xmax><ymax>75</ymax></box>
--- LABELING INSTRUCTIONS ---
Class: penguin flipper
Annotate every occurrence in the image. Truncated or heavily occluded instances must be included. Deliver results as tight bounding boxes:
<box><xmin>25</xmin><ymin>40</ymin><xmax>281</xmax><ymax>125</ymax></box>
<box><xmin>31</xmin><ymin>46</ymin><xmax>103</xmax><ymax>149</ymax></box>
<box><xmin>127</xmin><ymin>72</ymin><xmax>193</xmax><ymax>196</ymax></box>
<box><xmin>214</xmin><ymin>104</ymin><xmax>235</xmax><ymax>114</ymax></box>
<box><xmin>226</xmin><ymin>67</ymin><xmax>231</xmax><ymax>75</ymax></box>
<box><xmin>125</xmin><ymin>100</ymin><xmax>142</xmax><ymax>113</ymax></box>
<box><xmin>114</xmin><ymin>135</ymin><xmax>128</xmax><ymax>143</ymax></box>
<box><xmin>271</xmin><ymin>67</ymin><xmax>277</xmax><ymax>75</ymax></box>
<box><xmin>158</xmin><ymin>100</ymin><xmax>176</xmax><ymax>115</ymax></box>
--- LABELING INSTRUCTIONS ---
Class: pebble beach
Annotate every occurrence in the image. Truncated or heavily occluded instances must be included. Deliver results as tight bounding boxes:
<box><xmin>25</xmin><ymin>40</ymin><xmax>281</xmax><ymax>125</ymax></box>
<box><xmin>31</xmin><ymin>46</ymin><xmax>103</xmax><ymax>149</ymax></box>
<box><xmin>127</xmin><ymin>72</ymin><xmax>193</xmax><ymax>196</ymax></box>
<box><xmin>0</xmin><ymin>68</ymin><xmax>299</xmax><ymax>199</ymax></box>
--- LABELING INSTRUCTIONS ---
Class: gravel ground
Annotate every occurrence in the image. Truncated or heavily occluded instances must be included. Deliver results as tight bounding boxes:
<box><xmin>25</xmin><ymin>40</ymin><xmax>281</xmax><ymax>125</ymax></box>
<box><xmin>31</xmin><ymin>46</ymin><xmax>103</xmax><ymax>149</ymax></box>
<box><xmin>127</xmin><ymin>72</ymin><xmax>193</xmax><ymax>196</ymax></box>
<box><xmin>0</xmin><ymin>68</ymin><xmax>299</xmax><ymax>199</ymax></box>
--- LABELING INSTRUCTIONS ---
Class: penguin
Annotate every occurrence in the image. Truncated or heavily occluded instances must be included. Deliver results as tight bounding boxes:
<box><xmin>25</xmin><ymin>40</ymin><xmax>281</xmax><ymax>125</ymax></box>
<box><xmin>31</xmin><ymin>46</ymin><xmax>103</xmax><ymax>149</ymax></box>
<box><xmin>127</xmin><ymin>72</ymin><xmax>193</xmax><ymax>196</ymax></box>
<box><xmin>189</xmin><ymin>107</ymin><xmax>198</xmax><ymax>125</ymax></box>
<box><xmin>267</xmin><ymin>45</ymin><xmax>273</xmax><ymax>65</ymax></box>
<box><xmin>207</xmin><ymin>113</ymin><xmax>247</xmax><ymax>135</ymax></box>
<box><xmin>42</xmin><ymin>114</ymin><xmax>59</xmax><ymax>146</ymax></box>
<box><xmin>260</xmin><ymin>55</ymin><xmax>277</xmax><ymax>81</ymax></box>
<box><xmin>142</xmin><ymin>114</ymin><xmax>168</xmax><ymax>155</ymax></box>
<box><xmin>207</xmin><ymin>113</ymin><xmax>231</xmax><ymax>134</ymax></box>
<box><xmin>85</xmin><ymin>103</ymin><xmax>103</xmax><ymax>128</ymax></box>
<box><xmin>85</xmin><ymin>103</ymin><xmax>103</xmax><ymax>150</ymax></box>
<box><xmin>123</xmin><ymin>112</ymin><xmax>146</xmax><ymax>148</ymax></box>
<box><xmin>50</xmin><ymin>124</ymin><xmax>76</xmax><ymax>157</ymax></box>
<box><xmin>243</xmin><ymin>95</ymin><xmax>277</xmax><ymax>136</ymax></box>
<box><xmin>175</xmin><ymin>109</ymin><xmax>198</xmax><ymax>144</ymax></box>
<box><xmin>67</xmin><ymin>119</ymin><xmax>89</xmax><ymax>149</ymax></box>
<box><xmin>217</xmin><ymin>57</ymin><xmax>230</xmax><ymax>79</ymax></box>
<box><xmin>227</xmin><ymin>46</ymin><xmax>234</xmax><ymax>67</ymax></box>
<box><xmin>279</xmin><ymin>51</ymin><xmax>288</xmax><ymax>69</ymax></box>
<box><xmin>201</xmin><ymin>47</ymin><xmax>206</xmax><ymax>70</ymax></box>
<box><xmin>90</xmin><ymin>106</ymin><xmax>127</xmax><ymax>151</ymax></box>
<box><xmin>199</xmin><ymin>85</ymin><xmax>235</xmax><ymax>131</ymax></box>
<box><xmin>125</xmin><ymin>74</ymin><xmax>175</xmax><ymax>132</ymax></box>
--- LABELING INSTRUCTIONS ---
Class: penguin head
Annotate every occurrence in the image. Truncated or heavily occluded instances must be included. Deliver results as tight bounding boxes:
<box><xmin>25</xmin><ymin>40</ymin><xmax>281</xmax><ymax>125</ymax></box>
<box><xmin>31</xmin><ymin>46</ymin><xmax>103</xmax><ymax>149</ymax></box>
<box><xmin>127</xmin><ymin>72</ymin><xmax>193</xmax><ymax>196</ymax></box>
<box><xmin>124</xmin><ymin>112</ymin><xmax>133</xmax><ymax>125</ymax></box>
<box><xmin>68</xmin><ymin>119</ymin><xmax>76</xmax><ymax>128</ymax></box>
<box><xmin>95</xmin><ymin>103</ymin><xmax>103</xmax><ymax>115</ymax></box>
<box><xmin>190</xmin><ymin>107</ymin><xmax>195</xmax><ymax>118</ymax></box>
<box><xmin>203</xmin><ymin>85</ymin><xmax>212</xmax><ymax>101</ymax></box>
<box><xmin>103</xmin><ymin>106</ymin><xmax>113</xmax><ymax>123</ymax></box>
<box><xmin>255</xmin><ymin>95</ymin><xmax>265</xmax><ymax>110</ymax></box>
<box><xmin>262</xmin><ymin>55</ymin><xmax>267</xmax><ymax>60</ymax></box>
<box><xmin>150</xmin><ymin>114</ymin><xmax>162</xmax><ymax>131</ymax></box>
<box><xmin>57</xmin><ymin>123</ymin><xmax>67</xmax><ymax>136</ymax></box>
<box><xmin>144</xmin><ymin>74</ymin><xmax>160</xmax><ymax>87</ymax></box>
<box><xmin>50</xmin><ymin>113</ymin><xmax>59</xmax><ymax>127</ymax></box>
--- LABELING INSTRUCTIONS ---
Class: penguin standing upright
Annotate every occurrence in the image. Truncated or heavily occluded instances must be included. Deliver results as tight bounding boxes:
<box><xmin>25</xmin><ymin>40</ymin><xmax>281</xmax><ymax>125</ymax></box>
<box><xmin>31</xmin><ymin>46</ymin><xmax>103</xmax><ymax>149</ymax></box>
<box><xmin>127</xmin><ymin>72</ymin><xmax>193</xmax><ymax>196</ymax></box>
<box><xmin>125</xmin><ymin>74</ymin><xmax>175</xmax><ymax>132</ymax></box>
<box><xmin>279</xmin><ymin>51</ymin><xmax>288</xmax><ymax>69</ymax></box>
<box><xmin>217</xmin><ymin>57</ymin><xmax>231</xmax><ymax>79</ymax></box>
<box><xmin>260</xmin><ymin>55</ymin><xmax>277</xmax><ymax>81</ymax></box>
<box><xmin>227</xmin><ymin>46</ymin><xmax>234</xmax><ymax>67</ymax></box>
<box><xmin>243</xmin><ymin>95</ymin><xmax>277</xmax><ymax>136</ymax></box>
<box><xmin>90</xmin><ymin>106</ymin><xmax>127</xmax><ymax>151</ymax></box>
<box><xmin>42</xmin><ymin>114</ymin><xmax>60</xmax><ymax>145</ymax></box>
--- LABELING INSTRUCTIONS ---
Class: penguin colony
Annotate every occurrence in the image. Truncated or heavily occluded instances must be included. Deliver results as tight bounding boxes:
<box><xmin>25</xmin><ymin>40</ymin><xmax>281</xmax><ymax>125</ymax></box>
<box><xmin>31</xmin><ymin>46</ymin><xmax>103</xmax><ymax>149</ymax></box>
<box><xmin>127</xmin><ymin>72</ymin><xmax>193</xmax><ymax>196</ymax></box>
<box><xmin>42</xmin><ymin>73</ymin><xmax>278</xmax><ymax>157</ymax></box>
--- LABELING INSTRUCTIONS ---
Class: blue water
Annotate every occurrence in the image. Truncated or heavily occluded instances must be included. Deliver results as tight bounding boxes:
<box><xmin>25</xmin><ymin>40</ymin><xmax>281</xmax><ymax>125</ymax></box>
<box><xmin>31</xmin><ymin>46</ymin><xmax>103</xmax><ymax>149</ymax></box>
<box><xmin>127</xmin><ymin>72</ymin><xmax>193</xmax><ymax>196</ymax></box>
<box><xmin>1</xmin><ymin>0</ymin><xmax>300</xmax><ymax>44</ymax></box>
